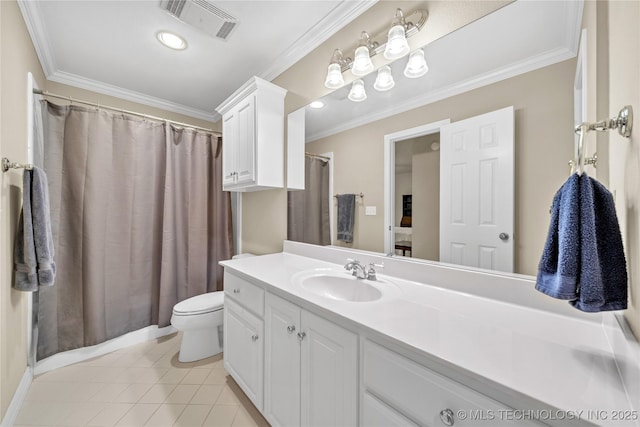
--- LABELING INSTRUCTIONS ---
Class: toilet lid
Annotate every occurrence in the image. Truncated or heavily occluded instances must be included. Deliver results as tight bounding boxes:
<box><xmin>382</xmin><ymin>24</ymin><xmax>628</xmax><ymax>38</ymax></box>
<box><xmin>173</xmin><ymin>292</ymin><xmax>224</xmax><ymax>315</ymax></box>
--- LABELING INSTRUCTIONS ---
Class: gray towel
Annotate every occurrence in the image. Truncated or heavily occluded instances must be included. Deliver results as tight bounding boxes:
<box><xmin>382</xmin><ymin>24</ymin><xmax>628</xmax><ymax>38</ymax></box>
<box><xmin>14</xmin><ymin>167</ymin><xmax>56</xmax><ymax>291</ymax></box>
<box><xmin>337</xmin><ymin>194</ymin><xmax>355</xmax><ymax>243</ymax></box>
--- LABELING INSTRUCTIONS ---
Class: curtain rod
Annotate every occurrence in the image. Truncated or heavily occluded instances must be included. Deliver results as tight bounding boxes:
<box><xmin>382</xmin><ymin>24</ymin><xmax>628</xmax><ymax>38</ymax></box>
<box><xmin>305</xmin><ymin>152</ymin><xmax>331</xmax><ymax>161</ymax></box>
<box><xmin>33</xmin><ymin>89</ymin><xmax>220</xmax><ymax>135</ymax></box>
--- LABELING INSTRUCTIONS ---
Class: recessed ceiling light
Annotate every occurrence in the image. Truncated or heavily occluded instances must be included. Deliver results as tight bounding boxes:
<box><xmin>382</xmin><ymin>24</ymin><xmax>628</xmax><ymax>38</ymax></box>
<box><xmin>157</xmin><ymin>31</ymin><xmax>187</xmax><ymax>50</ymax></box>
<box><xmin>309</xmin><ymin>101</ymin><xmax>325</xmax><ymax>109</ymax></box>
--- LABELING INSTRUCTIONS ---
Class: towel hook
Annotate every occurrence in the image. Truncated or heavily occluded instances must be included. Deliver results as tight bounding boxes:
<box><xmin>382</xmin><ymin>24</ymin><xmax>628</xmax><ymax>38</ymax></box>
<box><xmin>574</xmin><ymin>105</ymin><xmax>633</xmax><ymax>138</ymax></box>
<box><xmin>572</xmin><ymin>124</ymin><xmax>588</xmax><ymax>175</ymax></box>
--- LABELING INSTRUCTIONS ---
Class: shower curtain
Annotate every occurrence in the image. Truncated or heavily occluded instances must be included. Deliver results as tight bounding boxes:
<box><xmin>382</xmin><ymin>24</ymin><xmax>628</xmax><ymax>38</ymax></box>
<box><xmin>287</xmin><ymin>156</ymin><xmax>330</xmax><ymax>245</ymax></box>
<box><xmin>36</xmin><ymin>101</ymin><xmax>232</xmax><ymax>360</ymax></box>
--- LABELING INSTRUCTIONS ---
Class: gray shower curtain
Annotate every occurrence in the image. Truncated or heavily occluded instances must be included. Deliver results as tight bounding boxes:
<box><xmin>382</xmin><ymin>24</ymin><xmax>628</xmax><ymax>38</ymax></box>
<box><xmin>37</xmin><ymin>101</ymin><xmax>232</xmax><ymax>360</ymax></box>
<box><xmin>287</xmin><ymin>156</ymin><xmax>330</xmax><ymax>245</ymax></box>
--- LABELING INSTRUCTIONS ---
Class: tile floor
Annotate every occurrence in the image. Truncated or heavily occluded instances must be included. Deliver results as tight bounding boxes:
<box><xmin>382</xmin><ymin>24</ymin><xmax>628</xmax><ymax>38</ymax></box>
<box><xmin>15</xmin><ymin>333</ymin><xmax>270</xmax><ymax>427</ymax></box>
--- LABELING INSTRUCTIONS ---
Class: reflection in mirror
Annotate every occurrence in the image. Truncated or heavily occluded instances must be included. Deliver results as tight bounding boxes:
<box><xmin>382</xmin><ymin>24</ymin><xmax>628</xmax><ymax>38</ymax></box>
<box><xmin>290</xmin><ymin>0</ymin><xmax>583</xmax><ymax>276</ymax></box>
<box><xmin>393</xmin><ymin>134</ymin><xmax>440</xmax><ymax>260</ymax></box>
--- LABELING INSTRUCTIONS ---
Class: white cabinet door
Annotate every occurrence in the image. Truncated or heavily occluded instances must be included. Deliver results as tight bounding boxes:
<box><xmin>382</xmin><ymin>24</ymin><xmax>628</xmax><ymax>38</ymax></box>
<box><xmin>223</xmin><ymin>298</ymin><xmax>263</xmax><ymax>411</ymax></box>
<box><xmin>300</xmin><ymin>310</ymin><xmax>357</xmax><ymax>427</ymax></box>
<box><xmin>235</xmin><ymin>94</ymin><xmax>256</xmax><ymax>186</ymax></box>
<box><xmin>264</xmin><ymin>294</ymin><xmax>301</xmax><ymax>427</ymax></box>
<box><xmin>222</xmin><ymin>110</ymin><xmax>237</xmax><ymax>187</ymax></box>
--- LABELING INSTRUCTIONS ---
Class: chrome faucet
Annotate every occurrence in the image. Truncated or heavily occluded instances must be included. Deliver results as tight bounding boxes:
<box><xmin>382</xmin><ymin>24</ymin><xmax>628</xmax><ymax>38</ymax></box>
<box><xmin>344</xmin><ymin>259</ymin><xmax>367</xmax><ymax>279</ymax></box>
<box><xmin>344</xmin><ymin>259</ymin><xmax>384</xmax><ymax>281</ymax></box>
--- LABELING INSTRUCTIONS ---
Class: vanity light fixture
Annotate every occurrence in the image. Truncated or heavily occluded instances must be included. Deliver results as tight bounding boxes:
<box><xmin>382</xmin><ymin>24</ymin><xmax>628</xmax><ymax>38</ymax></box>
<box><xmin>404</xmin><ymin>48</ymin><xmax>428</xmax><ymax>78</ymax></box>
<box><xmin>373</xmin><ymin>65</ymin><xmax>395</xmax><ymax>91</ymax></box>
<box><xmin>348</xmin><ymin>79</ymin><xmax>367</xmax><ymax>102</ymax></box>
<box><xmin>157</xmin><ymin>30</ymin><xmax>187</xmax><ymax>50</ymax></box>
<box><xmin>323</xmin><ymin>8</ymin><xmax>428</xmax><ymax>89</ymax></box>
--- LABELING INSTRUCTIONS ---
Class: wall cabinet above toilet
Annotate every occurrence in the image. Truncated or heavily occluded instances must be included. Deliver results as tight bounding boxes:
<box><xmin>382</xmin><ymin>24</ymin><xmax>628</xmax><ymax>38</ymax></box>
<box><xmin>215</xmin><ymin>76</ymin><xmax>287</xmax><ymax>192</ymax></box>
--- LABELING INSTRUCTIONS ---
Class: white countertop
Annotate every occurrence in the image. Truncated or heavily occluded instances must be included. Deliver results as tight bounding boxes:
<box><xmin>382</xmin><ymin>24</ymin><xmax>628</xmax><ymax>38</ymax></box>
<box><xmin>220</xmin><ymin>247</ymin><xmax>638</xmax><ymax>427</ymax></box>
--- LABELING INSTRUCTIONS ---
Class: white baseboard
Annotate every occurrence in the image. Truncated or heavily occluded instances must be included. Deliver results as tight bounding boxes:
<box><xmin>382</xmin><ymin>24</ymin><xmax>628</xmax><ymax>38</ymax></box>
<box><xmin>34</xmin><ymin>325</ymin><xmax>177</xmax><ymax>376</ymax></box>
<box><xmin>0</xmin><ymin>367</ymin><xmax>33</xmax><ymax>427</ymax></box>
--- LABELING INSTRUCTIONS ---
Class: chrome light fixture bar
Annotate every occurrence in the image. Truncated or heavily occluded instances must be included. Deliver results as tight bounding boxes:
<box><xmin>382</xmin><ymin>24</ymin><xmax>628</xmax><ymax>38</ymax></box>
<box><xmin>325</xmin><ymin>8</ymin><xmax>428</xmax><ymax>78</ymax></box>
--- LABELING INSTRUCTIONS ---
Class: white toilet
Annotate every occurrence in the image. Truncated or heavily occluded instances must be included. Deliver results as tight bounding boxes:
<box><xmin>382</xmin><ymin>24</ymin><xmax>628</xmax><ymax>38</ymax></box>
<box><xmin>170</xmin><ymin>291</ymin><xmax>224</xmax><ymax>362</ymax></box>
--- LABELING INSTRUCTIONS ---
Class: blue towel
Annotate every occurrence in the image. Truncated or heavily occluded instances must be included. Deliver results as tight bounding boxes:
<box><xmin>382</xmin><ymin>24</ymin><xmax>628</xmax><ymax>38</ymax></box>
<box><xmin>570</xmin><ymin>176</ymin><xmax>627</xmax><ymax>311</ymax></box>
<box><xmin>336</xmin><ymin>194</ymin><xmax>355</xmax><ymax>243</ymax></box>
<box><xmin>536</xmin><ymin>174</ymin><xmax>581</xmax><ymax>299</ymax></box>
<box><xmin>536</xmin><ymin>173</ymin><xmax>627</xmax><ymax>312</ymax></box>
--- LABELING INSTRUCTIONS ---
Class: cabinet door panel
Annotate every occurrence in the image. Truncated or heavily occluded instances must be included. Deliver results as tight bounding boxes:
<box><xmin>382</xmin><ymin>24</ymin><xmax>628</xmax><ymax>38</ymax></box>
<box><xmin>222</xmin><ymin>111</ymin><xmax>237</xmax><ymax>187</ymax></box>
<box><xmin>224</xmin><ymin>298</ymin><xmax>263</xmax><ymax>410</ymax></box>
<box><xmin>265</xmin><ymin>294</ymin><xmax>301</xmax><ymax>427</ymax></box>
<box><xmin>236</xmin><ymin>95</ymin><xmax>256</xmax><ymax>185</ymax></box>
<box><xmin>300</xmin><ymin>311</ymin><xmax>357</xmax><ymax>427</ymax></box>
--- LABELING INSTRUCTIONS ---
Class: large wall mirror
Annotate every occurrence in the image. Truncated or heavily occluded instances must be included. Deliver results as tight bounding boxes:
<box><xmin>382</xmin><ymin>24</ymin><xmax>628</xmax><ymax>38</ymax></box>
<box><xmin>287</xmin><ymin>1</ymin><xmax>585</xmax><ymax>276</ymax></box>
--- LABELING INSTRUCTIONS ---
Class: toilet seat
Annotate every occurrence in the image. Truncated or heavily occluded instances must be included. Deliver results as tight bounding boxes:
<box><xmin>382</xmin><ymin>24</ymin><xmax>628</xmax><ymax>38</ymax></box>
<box><xmin>172</xmin><ymin>292</ymin><xmax>224</xmax><ymax>316</ymax></box>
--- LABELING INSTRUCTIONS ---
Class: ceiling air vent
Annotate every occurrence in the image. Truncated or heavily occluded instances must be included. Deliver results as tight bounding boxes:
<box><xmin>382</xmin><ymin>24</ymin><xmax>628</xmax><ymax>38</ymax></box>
<box><xmin>160</xmin><ymin>0</ymin><xmax>238</xmax><ymax>41</ymax></box>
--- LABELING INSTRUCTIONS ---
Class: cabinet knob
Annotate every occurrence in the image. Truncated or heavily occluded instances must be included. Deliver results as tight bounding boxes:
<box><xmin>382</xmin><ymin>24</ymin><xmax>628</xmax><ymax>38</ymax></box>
<box><xmin>287</xmin><ymin>325</ymin><xmax>296</xmax><ymax>334</ymax></box>
<box><xmin>297</xmin><ymin>331</ymin><xmax>306</xmax><ymax>341</ymax></box>
<box><xmin>439</xmin><ymin>409</ymin><xmax>455</xmax><ymax>426</ymax></box>
<box><xmin>251</xmin><ymin>334</ymin><xmax>259</xmax><ymax>342</ymax></box>
<box><xmin>233</xmin><ymin>288</ymin><xmax>240</xmax><ymax>294</ymax></box>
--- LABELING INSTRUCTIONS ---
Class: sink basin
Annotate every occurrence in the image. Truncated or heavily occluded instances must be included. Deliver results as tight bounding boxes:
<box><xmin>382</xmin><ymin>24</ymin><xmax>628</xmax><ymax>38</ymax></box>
<box><xmin>292</xmin><ymin>269</ymin><xmax>390</xmax><ymax>302</ymax></box>
<box><xmin>301</xmin><ymin>275</ymin><xmax>382</xmax><ymax>302</ymax></box>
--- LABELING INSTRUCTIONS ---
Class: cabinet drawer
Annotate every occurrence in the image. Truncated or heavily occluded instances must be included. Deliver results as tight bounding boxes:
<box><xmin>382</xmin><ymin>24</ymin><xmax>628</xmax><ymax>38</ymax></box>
<box><xmin>363</xmin><ymin>340</ymin><xmax>540</xmax><ymax>426</ymax></box>
<box><xmin>224</xmin><ymin>272</ymin><xmax>264</xmax><ymax>317</ymax></box>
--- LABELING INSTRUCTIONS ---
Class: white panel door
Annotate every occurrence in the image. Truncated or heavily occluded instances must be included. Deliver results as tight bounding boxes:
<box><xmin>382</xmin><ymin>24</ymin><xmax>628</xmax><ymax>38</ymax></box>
<box><xmin>264</xmin><ymin>293</ymin><xmax>301</xmax><ymax>427</ymax></box>
<box><xmin>440</xmin><ymin>106</ymin><xmax>514</xmax><ymax>272</ymax></box>
<box><xmin>300</xmin><ymin>310</ymin><xmax>357</xmax><ymax>427</ymax></box>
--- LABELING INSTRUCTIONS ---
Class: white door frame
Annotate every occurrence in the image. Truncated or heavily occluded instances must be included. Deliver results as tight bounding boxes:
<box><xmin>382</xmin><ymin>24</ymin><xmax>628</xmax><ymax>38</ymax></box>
<box><xmin>383</xmin><ymin>119</ymin><xmax>450</xmax><ymax>255</ymax></box>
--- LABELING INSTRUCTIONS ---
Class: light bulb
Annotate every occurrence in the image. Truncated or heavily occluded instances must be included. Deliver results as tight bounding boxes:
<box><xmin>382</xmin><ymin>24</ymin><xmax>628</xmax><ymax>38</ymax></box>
<box><xmin>348</xmin><ymin>79</ymin><xmax>367</xmax><ymax>102</ymax></box>
<box><xmin>404</xmin><ymin>49</ymin><xmax>428</xmax><ymax>78</ymax></box>
<box><xmin>374</xmin><ymin>66</ymin><xmax>395</xmax><ymax>91</ymax></box>
<box><xmin>384</xmin><ymin>25</ymin><xmax>409</xmax><ymax>60</ymax></box>
<box><xmin>351</xmin><ymin>46</ymin><xmax>374</xmax><ymax>76</ymax></box>
<box><xmin>324</xmin><ymin>63</ymin><xmax>344</xmax><ymax>89</ymax></box>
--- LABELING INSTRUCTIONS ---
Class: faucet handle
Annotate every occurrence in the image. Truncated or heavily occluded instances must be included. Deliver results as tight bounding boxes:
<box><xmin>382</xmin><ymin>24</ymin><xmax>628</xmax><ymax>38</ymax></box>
<box><xmin>366</xmin><ymin>262</ymin><xmax>383</xmax><ymax>281</ymax></box>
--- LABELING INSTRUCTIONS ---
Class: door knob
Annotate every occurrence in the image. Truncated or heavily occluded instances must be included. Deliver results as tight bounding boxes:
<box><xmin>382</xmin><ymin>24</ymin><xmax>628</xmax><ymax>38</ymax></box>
<box><xmin>287</xmin><ymin>325</ymin><xmax>296</xmax><ymax>334</ymax></box>
<box><xmin>499</xmin><ymin>232</ymin><xmax>509</xmax><ymax>241</ymax></box>
<box><xmin>297</xmin><ymin>331</ymin><xmax>306</xmax><ymax>341</ymax></box>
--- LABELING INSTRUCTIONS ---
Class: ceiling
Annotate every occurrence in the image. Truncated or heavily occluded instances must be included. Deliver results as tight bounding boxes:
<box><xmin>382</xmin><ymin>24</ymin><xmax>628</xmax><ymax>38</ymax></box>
<box><xmin>18</xmin><ymin>0</ymin><xmax>376</xmax><ymax>122</ymax></box>
<box><xmin>304</xmin><ymin>0</ymin><xmax>583</xmax><ymax>142</ymax></box>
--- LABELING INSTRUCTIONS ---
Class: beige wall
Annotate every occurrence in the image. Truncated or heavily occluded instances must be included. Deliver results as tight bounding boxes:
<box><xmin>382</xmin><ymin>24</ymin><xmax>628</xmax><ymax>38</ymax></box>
<box><xmin>607</xmin><ymin>1</ymin><xmax>640</xmax><ymax>339</ymax></box>
<box><xmin>412</xmin><ymin>149</ymin><xmax>439</xmax><ymax>261</ymax></box>
<box><xmin>0</xmin><ymin>0</ymin><xmax>46</xmax><ymax>418</ymax></box>
<box><xmin>306</xmin><ymin>59</ymin><xmax>575</xmax><ymax>275</ymax></box>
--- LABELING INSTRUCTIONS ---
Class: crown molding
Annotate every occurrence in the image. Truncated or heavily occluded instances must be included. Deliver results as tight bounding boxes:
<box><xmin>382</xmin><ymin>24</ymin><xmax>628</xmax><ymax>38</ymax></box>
<box><xmin>259</xmin><ymin>1</ymin><xmax>378</xmax><ymax>81</ymax></box>
<box><xmin>306</xmin><ymin>46</ymin><xmax>576</xmax><ymax>143</ymax></box>
<box><xmin>18</xmin><ymin>0</ymin><xmax>57</xmax><ymax>76</ymax></box>
<box><xmin>48</xmin><ymin>71</ymin><xmax>218</xmax><ymax>122</ymax></box>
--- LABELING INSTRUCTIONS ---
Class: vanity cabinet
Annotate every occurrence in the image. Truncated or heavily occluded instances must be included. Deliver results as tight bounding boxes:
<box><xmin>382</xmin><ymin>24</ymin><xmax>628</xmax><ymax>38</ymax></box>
<box><xmin>362</xmin><ymin>340</ymin><xmax>542</xmax><ymax>426</ymax></box>
<box><xmin>223</xmin><ymin>272</ymin><xmax>265</xmax><ymax>411</ymax></box>
<box><xmin>216</xmin><ymin>76</ymin><xmax>287</xmax><ymax>192</ymax></box>
<box><xmin>264</xmin><ymin>292</ymin><xmax>358</xmax><ymax>427</ymax></box>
